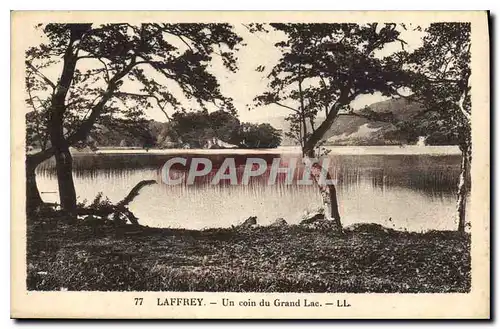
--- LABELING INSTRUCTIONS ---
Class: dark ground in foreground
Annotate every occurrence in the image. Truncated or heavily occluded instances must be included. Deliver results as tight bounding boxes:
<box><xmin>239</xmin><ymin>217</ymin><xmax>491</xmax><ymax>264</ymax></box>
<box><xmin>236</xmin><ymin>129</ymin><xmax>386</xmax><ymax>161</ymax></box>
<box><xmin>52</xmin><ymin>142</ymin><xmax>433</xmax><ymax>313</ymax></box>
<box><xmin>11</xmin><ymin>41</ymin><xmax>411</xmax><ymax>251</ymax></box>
<box><xmin>26</xmin><ymin>216</ymin><xmax>471</xmax><ymax>293</ymax></box>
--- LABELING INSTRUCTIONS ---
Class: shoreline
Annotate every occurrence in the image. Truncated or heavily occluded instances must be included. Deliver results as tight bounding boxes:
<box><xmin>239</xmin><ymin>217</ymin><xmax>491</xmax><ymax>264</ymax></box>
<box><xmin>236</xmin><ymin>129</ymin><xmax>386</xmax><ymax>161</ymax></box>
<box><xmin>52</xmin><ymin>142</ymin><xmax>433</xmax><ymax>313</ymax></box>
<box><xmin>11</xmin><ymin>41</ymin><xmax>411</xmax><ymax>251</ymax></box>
<box><xmin>25</xmin><ymin>145</ymin><xmax>463</xmax><ymax>157</ymax></box>
<box><xmin>75</xmin><ymin>145</ymin><xmax>462</xmax><ymax>156</ymax></box>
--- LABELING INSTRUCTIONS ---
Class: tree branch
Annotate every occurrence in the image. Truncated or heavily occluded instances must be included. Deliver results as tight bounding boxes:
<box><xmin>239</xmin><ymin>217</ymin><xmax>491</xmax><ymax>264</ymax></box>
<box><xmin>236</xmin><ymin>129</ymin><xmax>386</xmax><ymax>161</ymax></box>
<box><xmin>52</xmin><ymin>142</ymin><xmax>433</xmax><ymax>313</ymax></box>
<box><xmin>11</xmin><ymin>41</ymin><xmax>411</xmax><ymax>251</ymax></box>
<box><xmin>65</xmin><ymin>59</ymin><xmax>138</xmax><ymax>144</ymax></box>
<box><xmin>117</xmin><ymin>180</ymin><xmax>157</xmax><ymax>207</ymax></box>
<box><xmin>114</xmin><ymin>91</ymin><xmax>172</xmax><ymax>121</ymax></box>
<box><xmin>26</xmin><ymin>146</ymin><xmax>55</xmax><ymax>166</ymax></box>
<box><xmin>272</xmin><ymin>101</ymin><xmax>300</xmax><ymax>113</ymax></box>
<box><xmin>176</xmin><ymin>35</ymin><xmax>193</xmax><ymax>52</ymax></box>
<box><xmin>303</xmin><ymin>88</ymin><xmax>350</xmax><ymax>154</ymax></box>
<box><xmin>26</xmin><ymin>61</ymin><xmax>56</xmax><ymax>91</ymax></box>
<box><xmin>26</xmin><ymin>75</ymin><xmax>48</xmax><ymax>150</ymax></box>
<box><xmin>97</xmin><ymin>58</ymin><xmax>111</xmax><ymax>82</ymax></box>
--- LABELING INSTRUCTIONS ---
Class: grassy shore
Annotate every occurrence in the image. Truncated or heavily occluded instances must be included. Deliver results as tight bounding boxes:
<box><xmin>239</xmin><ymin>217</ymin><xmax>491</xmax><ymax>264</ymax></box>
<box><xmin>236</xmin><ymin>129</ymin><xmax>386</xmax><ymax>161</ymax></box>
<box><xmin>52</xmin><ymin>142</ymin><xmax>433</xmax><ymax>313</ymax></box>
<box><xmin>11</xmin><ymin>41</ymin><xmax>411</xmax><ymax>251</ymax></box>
<box><xmin>27</xmin><ymin>216</ymin><xmax>470</xmax><ymax>293</ymax></box>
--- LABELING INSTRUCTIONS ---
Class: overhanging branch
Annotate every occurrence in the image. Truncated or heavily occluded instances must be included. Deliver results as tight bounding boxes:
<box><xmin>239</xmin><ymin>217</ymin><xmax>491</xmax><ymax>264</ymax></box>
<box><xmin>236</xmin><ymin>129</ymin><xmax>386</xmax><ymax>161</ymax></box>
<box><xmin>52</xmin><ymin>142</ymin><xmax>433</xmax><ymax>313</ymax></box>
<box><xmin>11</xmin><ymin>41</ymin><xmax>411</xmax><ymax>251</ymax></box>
<box><xmin>26</xmin><ymin>61</ymin><xmax>56</xmax><ymax>91</ymax></box>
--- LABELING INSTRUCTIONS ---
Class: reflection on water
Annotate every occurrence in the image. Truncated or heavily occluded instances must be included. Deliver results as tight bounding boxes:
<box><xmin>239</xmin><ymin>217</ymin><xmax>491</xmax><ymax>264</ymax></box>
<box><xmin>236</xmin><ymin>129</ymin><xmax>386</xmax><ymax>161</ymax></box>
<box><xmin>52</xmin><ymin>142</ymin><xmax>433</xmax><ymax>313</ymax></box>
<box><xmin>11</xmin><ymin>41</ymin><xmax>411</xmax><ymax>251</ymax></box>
<box><xmin>36</xmin><ymin>148</ymin><xmax>469</xmax><ymax>232</ymax></box>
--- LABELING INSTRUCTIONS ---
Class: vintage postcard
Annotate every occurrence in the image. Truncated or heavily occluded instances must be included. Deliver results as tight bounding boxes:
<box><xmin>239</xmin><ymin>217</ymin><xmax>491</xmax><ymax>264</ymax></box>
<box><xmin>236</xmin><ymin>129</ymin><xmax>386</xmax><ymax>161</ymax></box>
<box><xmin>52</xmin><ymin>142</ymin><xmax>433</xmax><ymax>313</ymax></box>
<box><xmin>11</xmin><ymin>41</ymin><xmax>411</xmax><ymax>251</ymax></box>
<box><xmin>11</xmin><ymin>11</ymin><xmax>490</xmax><ymax>319</ymax></box>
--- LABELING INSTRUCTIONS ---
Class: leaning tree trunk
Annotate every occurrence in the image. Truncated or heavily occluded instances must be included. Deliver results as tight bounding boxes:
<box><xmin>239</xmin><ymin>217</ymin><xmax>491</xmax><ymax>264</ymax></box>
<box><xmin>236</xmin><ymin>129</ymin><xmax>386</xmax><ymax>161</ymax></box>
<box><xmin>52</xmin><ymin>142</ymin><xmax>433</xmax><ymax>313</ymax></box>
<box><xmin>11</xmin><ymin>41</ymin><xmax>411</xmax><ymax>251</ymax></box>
<box><xmin>26</xmin><ymin>156</ymin><xmax>43</xmax><ymax>215</ymax></box>
<box><xmin>298</xmin><ymin>91</ymin><xmax>351</xmax><ymax>234</ymax></box>
<box><xmin>304</xmin><ymin>148</ymin><xmax>342</xmax><ymax>233</ymax></box>
<box><xmin>457</xmin><ymin>142</ymin><xmax>472</xmax><ymax>233</ymax></box>
<box><xmin>53</xmin><ymin>145</ymin><xmax>77</xmax><ymax>216</ymax></box>
<box><xmin>26</xmin><ymin>148</ymin><xmax>57</xmax><ymax>215</ymax></box>
<box><xmin>46</xmin><ymin>24</ymin><xmax>91</xmax><ymax>217</ymax></box>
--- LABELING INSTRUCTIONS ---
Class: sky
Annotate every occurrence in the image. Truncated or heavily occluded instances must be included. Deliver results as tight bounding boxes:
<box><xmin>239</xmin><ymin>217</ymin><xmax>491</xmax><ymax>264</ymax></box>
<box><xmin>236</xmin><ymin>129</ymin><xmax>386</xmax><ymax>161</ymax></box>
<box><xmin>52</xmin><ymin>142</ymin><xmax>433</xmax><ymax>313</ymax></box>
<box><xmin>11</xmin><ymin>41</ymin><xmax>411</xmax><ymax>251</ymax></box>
<box><xmin>162</xmin><ymin>23</ymin><xmax>428</xmax><ymax>124</ymax></box>
<box><xmin>30</xmin><ymin>23</ymin><xmax>428</xmax><ymax>124</ymax></box>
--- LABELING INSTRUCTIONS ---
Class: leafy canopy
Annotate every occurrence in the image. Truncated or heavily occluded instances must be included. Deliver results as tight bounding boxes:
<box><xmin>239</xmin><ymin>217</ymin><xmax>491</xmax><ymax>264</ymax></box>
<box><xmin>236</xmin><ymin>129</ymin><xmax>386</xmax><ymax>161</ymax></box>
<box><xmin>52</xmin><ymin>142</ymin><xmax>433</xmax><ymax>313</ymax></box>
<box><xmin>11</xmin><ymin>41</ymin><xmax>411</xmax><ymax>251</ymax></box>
<box><xmin>401</xmin><ymin>22</ymin><xmax>471</xmax><ymax>148</ymax></box>
<box><xmin>252</xmin><ymin>23</ymin><xmax>410</xmax><ymax>151</ymax></box>
<box><xmin>26</xmin><ymin>23</ymin><xmax>243</xmax><ymax>150</ymax></box>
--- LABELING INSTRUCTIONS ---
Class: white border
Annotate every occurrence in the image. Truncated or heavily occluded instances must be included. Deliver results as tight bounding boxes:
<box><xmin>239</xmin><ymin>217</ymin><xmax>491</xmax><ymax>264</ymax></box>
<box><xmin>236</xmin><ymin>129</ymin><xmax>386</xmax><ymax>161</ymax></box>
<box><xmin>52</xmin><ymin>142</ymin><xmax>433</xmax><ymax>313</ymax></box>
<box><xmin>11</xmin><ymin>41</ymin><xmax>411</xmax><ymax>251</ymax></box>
<box><xmin>4</xmin><ymin>3</ymin><xmax>497</xmax><ymax>328</ymax></box>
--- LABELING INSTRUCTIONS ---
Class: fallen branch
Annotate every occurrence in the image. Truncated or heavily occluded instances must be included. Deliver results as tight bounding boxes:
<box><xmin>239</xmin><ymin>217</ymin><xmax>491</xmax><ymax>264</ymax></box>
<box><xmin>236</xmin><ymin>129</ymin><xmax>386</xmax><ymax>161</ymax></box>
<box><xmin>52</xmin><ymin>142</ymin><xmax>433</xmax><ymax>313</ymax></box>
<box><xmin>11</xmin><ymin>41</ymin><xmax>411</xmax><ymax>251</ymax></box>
<box><xmin>77</xmin><ymin>179</ymin><xmax>158</xmax><ymax>226</ymax></box>
<box><xmin>117</xmin><ymin>180</ymin><xmax>157</xmax><ymax>207</ymax></box>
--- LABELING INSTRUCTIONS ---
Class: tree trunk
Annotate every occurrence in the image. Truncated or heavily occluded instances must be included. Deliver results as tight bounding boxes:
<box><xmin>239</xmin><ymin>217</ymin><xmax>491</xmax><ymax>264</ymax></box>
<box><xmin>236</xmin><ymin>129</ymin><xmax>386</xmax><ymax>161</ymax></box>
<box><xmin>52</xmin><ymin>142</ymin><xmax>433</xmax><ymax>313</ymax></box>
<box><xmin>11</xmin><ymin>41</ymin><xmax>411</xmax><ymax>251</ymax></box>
<box><xmin>54</xmin><ymin>145</ymin><xmax>77</xmax><ymax>216</ymax></box>
<box><xmin>47</xmin><ymin>72</ymin><xmax>122</xmax><ymax>216</ymax></box>
<box><xmin>457</xmin><ymin>142</ymin><xmax>471</xmax><ymax>233</ymax></box>
<box><xmin>46</xmin><ymin>25</ymin><xmax>91</xmax><ymax>215</ymax></box>
<box><xmin>26</xmin><ymin>149</ymin><xmax>57</xmax><ymax>215</ymax></box>
<box><xmin>303</xmin><ymin>149</ymin><xmax>342</xmax><ymax>233</ymax></box>
<box><xmin>318</xmin><ymin>173</ymin><xmax>342</xmax><ymax>230</ymax></box>
<box><xmin>26</xmin><ymin>157</ymin><xmax>43</xmax><ymax>215</ymax></box>
<box><xmin>51</xmin><ymin>117</ymin><xmax>78</xmax><ymax>215</ymax></box>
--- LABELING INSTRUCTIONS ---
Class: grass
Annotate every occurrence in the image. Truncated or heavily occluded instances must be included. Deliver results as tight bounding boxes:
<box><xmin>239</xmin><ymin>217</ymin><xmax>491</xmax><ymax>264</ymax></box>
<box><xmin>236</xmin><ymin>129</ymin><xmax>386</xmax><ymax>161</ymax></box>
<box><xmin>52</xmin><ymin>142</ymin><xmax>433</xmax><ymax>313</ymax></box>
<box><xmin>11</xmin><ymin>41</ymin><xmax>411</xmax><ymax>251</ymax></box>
<box><xmin>27</xmin><ymin>216</ymin><xmax>471</xmax><ymax>293</ymax></box>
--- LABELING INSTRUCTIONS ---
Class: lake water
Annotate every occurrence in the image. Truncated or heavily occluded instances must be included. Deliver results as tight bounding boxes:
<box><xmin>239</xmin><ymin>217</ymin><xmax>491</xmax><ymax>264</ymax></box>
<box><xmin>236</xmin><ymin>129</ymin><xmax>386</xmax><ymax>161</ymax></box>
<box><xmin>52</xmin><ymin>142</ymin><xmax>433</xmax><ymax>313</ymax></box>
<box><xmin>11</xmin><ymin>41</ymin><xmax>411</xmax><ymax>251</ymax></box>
<box><xmin>36</xmin><ymin>146</ymin><xmax>469</xmax><ymax>232</ymax></box>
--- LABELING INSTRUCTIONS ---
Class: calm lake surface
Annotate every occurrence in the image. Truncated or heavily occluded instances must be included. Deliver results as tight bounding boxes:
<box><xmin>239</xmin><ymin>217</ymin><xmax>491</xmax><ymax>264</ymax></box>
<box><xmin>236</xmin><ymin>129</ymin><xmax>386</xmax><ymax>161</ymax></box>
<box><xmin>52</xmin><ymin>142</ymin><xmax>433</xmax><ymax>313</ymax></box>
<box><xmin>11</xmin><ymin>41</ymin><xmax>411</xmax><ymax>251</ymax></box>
<box><xmin>36</xmin><ymin>146</ymin><xmax>469</xmax><ymax>232</ymax></box>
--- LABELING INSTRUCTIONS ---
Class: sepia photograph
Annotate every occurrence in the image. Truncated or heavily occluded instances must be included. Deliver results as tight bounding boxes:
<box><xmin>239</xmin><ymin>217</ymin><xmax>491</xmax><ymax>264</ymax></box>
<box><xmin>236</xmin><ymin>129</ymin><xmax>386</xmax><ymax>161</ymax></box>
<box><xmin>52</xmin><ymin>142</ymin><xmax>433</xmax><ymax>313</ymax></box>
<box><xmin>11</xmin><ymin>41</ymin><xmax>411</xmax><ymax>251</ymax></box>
<box><xmin>10</xmin><ymin>10</ymin><xmax>490</xmax><ymax>319</ymax></box>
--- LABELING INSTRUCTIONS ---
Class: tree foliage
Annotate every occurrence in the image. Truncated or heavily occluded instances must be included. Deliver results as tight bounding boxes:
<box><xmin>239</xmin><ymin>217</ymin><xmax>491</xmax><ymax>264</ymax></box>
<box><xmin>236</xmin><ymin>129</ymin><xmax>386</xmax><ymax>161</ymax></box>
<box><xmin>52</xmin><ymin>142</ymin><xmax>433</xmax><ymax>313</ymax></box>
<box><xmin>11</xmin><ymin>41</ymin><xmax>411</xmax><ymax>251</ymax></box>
<box><xmin>235</xmin><ymin>123</ymin><xmax>282</xmax><ymax>148</ymax></box>
<box><xmin>26</xmin><ymin>23</ymin><xmax>243</xmax><ymax>152</ymax></box>
<box><xmin>253</xmin><ymin>23</ymin><xmax>409</xmax><ymax>154</ymax></box>
<box><xmin>25</xmin><ymin>22</ymin><xmax>243</xmax><ymax>212</ymax></box>
<box><xmin>164</xmin><ymin>110</ymin><xmax>281</xmax><ymax>149</ymax></box>
<box><xmin>402</xmin><ymin>23</ymin><xmax>471</xmax><ymax>149</ymax></box>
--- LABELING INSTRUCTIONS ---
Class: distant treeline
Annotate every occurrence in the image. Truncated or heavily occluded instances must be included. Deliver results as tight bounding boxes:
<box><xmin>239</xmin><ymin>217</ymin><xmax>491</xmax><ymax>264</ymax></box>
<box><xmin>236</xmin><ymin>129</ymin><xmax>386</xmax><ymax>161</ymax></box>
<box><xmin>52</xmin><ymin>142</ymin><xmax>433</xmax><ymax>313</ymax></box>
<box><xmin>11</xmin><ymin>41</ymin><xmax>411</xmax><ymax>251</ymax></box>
<box><xmin>90</xmin><ymin>110</ymin><xmax>282</xmax><ymax>149</ymax></box>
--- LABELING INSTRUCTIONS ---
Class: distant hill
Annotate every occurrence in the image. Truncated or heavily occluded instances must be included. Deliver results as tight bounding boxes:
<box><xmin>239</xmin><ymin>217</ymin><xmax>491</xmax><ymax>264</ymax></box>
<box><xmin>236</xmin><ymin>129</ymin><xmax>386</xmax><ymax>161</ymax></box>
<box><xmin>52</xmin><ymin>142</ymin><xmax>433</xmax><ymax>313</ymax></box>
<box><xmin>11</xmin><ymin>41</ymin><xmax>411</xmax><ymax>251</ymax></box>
<box><xmin>325</xmin><ymin>98</ymin><xmax>424</xmax><ymax>145</ymax></box>
<box><xmin>267</xmin><ymin>98</ymin><xmax>425</xmax><ymax>146</ymax></box>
